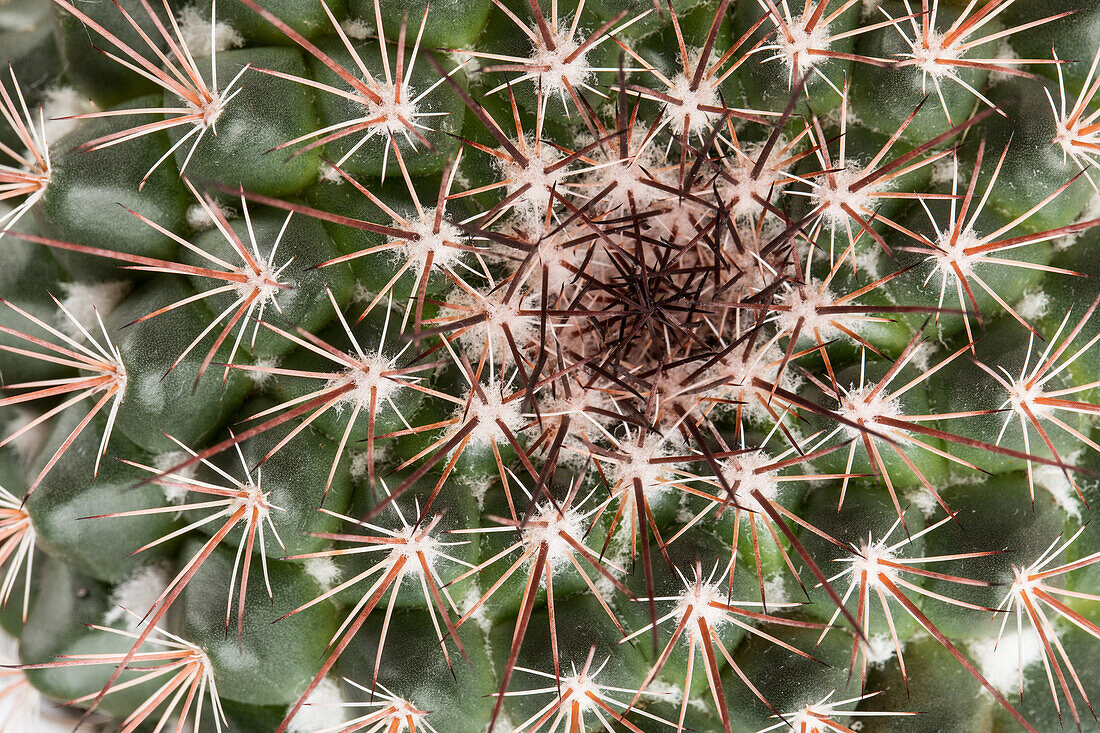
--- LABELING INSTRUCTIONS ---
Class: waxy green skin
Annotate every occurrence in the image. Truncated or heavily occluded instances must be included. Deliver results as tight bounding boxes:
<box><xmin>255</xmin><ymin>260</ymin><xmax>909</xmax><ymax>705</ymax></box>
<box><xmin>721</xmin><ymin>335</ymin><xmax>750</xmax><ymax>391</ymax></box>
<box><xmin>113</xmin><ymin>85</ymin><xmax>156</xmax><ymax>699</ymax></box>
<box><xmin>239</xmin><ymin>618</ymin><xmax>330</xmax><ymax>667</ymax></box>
<box><xmin>1</xmin><ymin>2</ymin><xmax>1099</xmax><ymax>732</ymax></box>
<box><xmin>178</xmin><ymin>538</ymin><xmax>340</xmax><ymax>706</ymax></box>
<box><xmin>52</xmin><ymin>0</ymin><xmax>187</xmax><ymax>107</ymax></box>
<box><xmin>192</xmin><ymin>397</ymin><xmax>355</xmax><ymax>558</ymax></box>
<box><xmin>0</xmin><ymin>224</ymin><xmax>69</xmax><ymax>387</ymax></box>
<box><xmin>163</xmin><ymin>46</ymin><xmax>323</xmax><ymax>197</ymax></box>
<box><xmin>357</xmin><ymin>0</ymin><xmax>491</xmax><ymax>49</ymax></box>
<box><xmin>198</xmin><ymin>0</ymin><xmax>349</xmax><ymax>46</ymax></box>
<box><xmin>182</xmin><ymin>207</ymin><xmax>355</xmax><ymax>360</ymax></box>
<box><xmin>27</xmin><ymin>411</ymin><xmax>184</xmax><ymax>584</ymax></box>
<box><xmin>40</xmin><ymin>94</ymin><xmax>190</xmax><ymax>282</ymax></box>
<box><xmin>106</xmin><ymin>276</ymin><xmax>254</xmax><ymax>455</ymax></box>
<box><xmin>304</xmin><ymin>37</ymin><xmax>466</xmax><ymax>180</ymax></box>
<box><xmin>848</xmin><ymin>2</ymin><xmax>990</xmax><ymax>145</ymax></box>
<box><xmin>1004</xmin><ymin>0</ymin><xmax>1100</xmax><ymax>95</ymax></box>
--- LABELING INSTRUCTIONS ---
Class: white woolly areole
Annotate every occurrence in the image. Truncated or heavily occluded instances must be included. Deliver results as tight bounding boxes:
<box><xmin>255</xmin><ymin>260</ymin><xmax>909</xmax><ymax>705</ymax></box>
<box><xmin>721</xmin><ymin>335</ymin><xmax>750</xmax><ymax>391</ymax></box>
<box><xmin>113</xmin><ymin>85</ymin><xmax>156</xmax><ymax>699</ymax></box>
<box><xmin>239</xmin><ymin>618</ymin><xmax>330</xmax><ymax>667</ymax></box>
<box><xmin>970</xmin><ymin>628</ymin><xmax>1044</xmax><ymax>696</ymax></box>
<box><xmin>533</xmin><ymin>228</ymin><xmax>583</xmax><ymax>293</ymax></box>
<box><xmin>907</xmin><ymin>339</ymin><xmax>936</xmax><ymax>372</ymax></box>
<box><xmin>104</xmin><ymin>564</ymin><xmax>171</xmax><ymax>630</ymax></box>
<box><xmin>229</xmin><ymin>482</ymin><xmax>278</xmax><ymax>526</ymax></box>
<box><xmin>846</xmin><ymin>540</ymin><xmax>900</xmax><ymax>588</ymax></box>
<box><xmin>774</xmin><ymin>15</ymin><xmax>832</xmax><ymax>72</ymax></box>
<box><xmin>528</xmin><ymin>26</ymin><xmax>593</xmax><ymax>96</ymax></box>
<box><xmin>1015</xmin><ymin>290</ymin><xmax>1050</xmax><ymax>321</ymax></box>
<box><xmin>719</xmin><ymin>151</ymin><xmax>788</xmax><ymax>220</ymax></box>
<box><xmin>1001</xmin><ymin>377</ymin><xmax>1054</xmax><ymax>428</ymax></box>
<box><xmin>362</xmin><ymin>81</ymin><xmax>418</xmax><ymax>136</ymax></box>
<box><xmin>775</xmin><ymin>283</ymin><xmax>846</xmax><ymax>342</ymax></box>
<box><xmin>930</xmin><ymin>228</ymin><xmax>981</xmax><ymax>281</ymax></box>
<box><xmin>458</xmin><ymin>388</ymin><xmax>526</xmax><ymax>450</ymax></box>
<box><xmin>186</xmin><ymin>199</ymin><xmax>235</xmax><ymax>231</ymax></box>
<box><xmin>177</xmin><ymin>6</ymin><xmax>244</xmax><ymax>57</ymax></box>
<box><xmin>763</xmin><ymin>573</ymin><xmax>791</xmax><ymax>604</ymax></box>
<box><xmin>838</xmin><ymin>384</ymin><xmax>903</xmax><ymax>440</ymax></box>
<box><xmin>986</xmin><ymin>40</ymin><xmax>1020</xmax><ymax>86</ymax></box>
<box><xmin>319</xmin><ymin>160</ymin><xmax>344</xmax><ymax>183</ymax></box>
<box><xmin>501</xmin><ymin>139</ymin><xmax>568</xmax><ymax>224</ymax></box>
<box><xmin>521</xmin><ymin>502</ymin><xmax>587</xmax><ymax>575</ymax></box>
<box><xmin>386</xmin><ymin>524</ymin><xmax>444</xmax><ymax>578</ymax></box>
<box><xmin>673</xmin><ymin>581</ymin><xmax>731</xmax><ymax>639</ymax></box>
<box><xmin>610</xmin><ymin>435</ymin><xmax>670</xmax><ymax>500</ymax></box>
<box><xmin>3</xmin><ymin>408</ymin><xmax>49</xmax><ymax>465</ymax></box>
<box><xmin>340</xmin><ymin>17</ymin><xmax>374</xmax><ymax>40</ymax></box>
<box><xmin>906</xmin><ymin>30</ymin><xmax>962</xmax><ymax>81</ymax></box>
<box><xmin>462</xmin><ymin>584</ymin><xmax>494</xmax><ymax>633</ymax></box>
<box><xmin>1054</xmin><ymin>110</ymin><xmax>1088</xmax><ymax>161</ymax></box>
<box><xmin>288</xmin><ymin>677</ymin><xmax>348</xmax><ymax>733</ymax></box>
<box><xmin>402</xmin><ymin>210</ymin><xmax>466</xmax><ymax>273</ymax></box>
<box><xmin>56</xmin><ymin>281</ymin><xmax>131</xmax><ymax>340</ymax></box>
<box><xmin>665</xmin><ymin>71</ymin><xmax>720</xmax><ymax>136</ymax></box>
<box><xmin>333</xmin><ymin>353</ymin><xmax>401</xmax><ymax>410</ymax></box>
<box><xmin>349</xmin><ymin>449</ymin><xmax>388</xmax><ymax>482</ymax></box>
<box><xmin>305</xmin><ymin>557</ymin><xmax>341</xmax><ymax>590</ymax></box>
<box><xmin>648</xmin><ymin>677</ymin><xmax>705</xmax><ymax>711</ymax></box>
<box><xmin>1032</xmin><ymin>451</ymin><xmax>1084</xmax><ymax>519</ymax></box>
<box><xmin>451</xmin><ymin>288</ymin><xmax>539</xmax><ymax>362</ymax></box>
<box><xmin>905</xmin><ymin>486</ymin><xmax>940</xmax><ymax>518</ymax></box>
<box><xmin>860</xmin><ymin>0</ymin><xmax>884</xmax><ymax>15</ymax></box>
<box><xmin>862</xmin><ymin>632</ymin><xmax>899</xmax><ymax>667</ymax></box>
<box><xmin>154</xmin><ymin>451</ymin><xmax>199</xmax><ymax>504</ymax></box>
<box><xmin>559</xmin><ymin>672</ymin><xmax>602</xmax><ymax>710</ymax></box>
<box><xmin>595</xmin><ymin>146</ymin><xmax>668</xmax><ymax>213</ymax></box>
<box><xmin>812</xmin><ymin>165</ymin><xmax>875</xmax><ymax>229</ymax></box>
<box><xmin>247</xmin><ymin>357</ymin><xmax>281</xmax><ymax>389</ymax></box>
<box><xmin>42</xmin><ymin>86</ymin><xmax>95</xmax><ymax>143</ymax></box>
<box><xmin>719</xmin><ymin>452</ymin><xmax>780</xmax><ymax>520</ymax></box>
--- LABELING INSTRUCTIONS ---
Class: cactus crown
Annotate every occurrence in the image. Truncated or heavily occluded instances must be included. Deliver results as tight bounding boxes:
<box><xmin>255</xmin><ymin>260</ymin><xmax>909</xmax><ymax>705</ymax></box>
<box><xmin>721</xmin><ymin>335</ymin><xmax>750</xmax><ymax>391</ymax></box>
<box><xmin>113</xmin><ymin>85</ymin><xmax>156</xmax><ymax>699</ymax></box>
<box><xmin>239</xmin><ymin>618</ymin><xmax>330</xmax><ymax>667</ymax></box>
<box><xmin>0</xmin><ymin>0</ymin><xmax>1099</xmax><ymax>732</ymax></box>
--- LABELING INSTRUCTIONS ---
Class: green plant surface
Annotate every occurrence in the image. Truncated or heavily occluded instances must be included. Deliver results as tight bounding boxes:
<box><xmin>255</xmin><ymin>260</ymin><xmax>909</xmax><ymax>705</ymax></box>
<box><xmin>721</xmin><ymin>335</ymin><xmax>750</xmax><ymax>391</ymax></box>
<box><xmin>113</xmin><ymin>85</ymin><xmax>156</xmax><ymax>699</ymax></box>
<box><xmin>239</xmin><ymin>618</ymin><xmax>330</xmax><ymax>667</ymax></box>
<box><xmin>0</xmin><ymin>1</ymin><xmax>1097</xmax><ymax>732</ymax></box>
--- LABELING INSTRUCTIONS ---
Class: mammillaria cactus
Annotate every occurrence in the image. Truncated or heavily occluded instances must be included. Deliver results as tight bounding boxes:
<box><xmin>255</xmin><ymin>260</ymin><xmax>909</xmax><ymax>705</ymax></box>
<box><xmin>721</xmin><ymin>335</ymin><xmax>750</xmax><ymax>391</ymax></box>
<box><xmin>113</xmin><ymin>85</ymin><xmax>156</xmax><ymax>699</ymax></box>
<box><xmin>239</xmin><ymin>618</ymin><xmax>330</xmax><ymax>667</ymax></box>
<box><xmin>0</xmin><ymin>0</ymin><xmax>1099</xmax><ymax>731</ymax></box>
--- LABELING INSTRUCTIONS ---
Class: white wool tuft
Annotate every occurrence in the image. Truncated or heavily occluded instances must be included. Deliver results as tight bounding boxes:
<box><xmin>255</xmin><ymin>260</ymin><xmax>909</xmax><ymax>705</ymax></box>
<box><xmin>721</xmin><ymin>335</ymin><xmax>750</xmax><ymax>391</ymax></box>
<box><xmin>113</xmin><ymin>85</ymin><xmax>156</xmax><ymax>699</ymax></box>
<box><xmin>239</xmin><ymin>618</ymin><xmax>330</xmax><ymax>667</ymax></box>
<box><xmin>104</xmin><ymin>564</ymin><xmax>171</xmax><ymax>629</ymax></box>
<box><xmin>305</xmin><ymin>557</ymin><xmax>341</xmax><ymax>590</ymax></box>
<box><xmin>970</xmin><ymin>629</ymin><xmax>1043</xmax><ymax>695</ymax></box>
<box><xmin>860</xmin><ymin>0</ymin><xmax>884</xmax><ymax>17</ymax></box>
<box><xmin>905</xmin><ymin>487</ymin><xmax>940</xmax><ymax>518</ymax></box>
<box><xmin>341</xmin><ymin>18</ymin><xmax>374</xmax><ymax>40</ymax></box>
<box><xmin>1015</xmin><ymin>290</ymin><xmax>1050</xmax><ymax>321</ymax></box>
<box><xmin>3</xmin><ymin>408</ymin><xmax>50</xmax><ymax>465</ymax></box>
<box><xmin>154</xmin><ymin>451</ymin><xmax>198</xmax><ymax>504</ymax></box>
<box><xmin>177</xmin><ymin>6</ymin><xmax>244</xmax><ymax>57</ymax></box>
<box><xmin>930</xmin><ymin>156</ymin><xmax>958</xmax><ymax>186</ymax></box>
<box><xmin>0</xmin><ymin>631</ymin><xmax>43</xmax><ymax>732</ymax></box>
<box><xmin>42</xmin><ymin>86</ymin><xmax>95</xmax><ymax>143</ymax></box>
<box><xmin>318</xmin><ymin>160</ymin><xmax>346</xmax><ymax>183</ymax></box>
<box><xmin>986</xmin><ymin>41</ymin><xmax>1020</xmax><ymax>85</ymax></box>
<box><xmin>908</xmin><ymin>340</ymin><xmax>938</xmax><ymax>372</ymax></box>
<box><xmin>863</xmin><ymin>633</ymin><xmax>899</xmax><ymax>667</ymax></box>
<box><xmin>763</xmin><ymin>574</ymin><xmax>790</xmax><ymax>604</ymax></box>
<box><xmin>56</xmin><ymin>281</ymin><xmax>131</xmax><ymax>340</ymax></box>
<box><xmin>462</xmin><ymin>585</ymin><xmax>494</xmax><ymax>634</ymax></box>
<box><xmin>248</xmin><ymin>357</ymin><xmax>282</xmax><ymax>388</ymax></box>
<box><xmin>1033</xmin><ymin>451</ymin><xmax>1084</xmax><ymax>519</ymax></box>
<box><xmin>186</xmin><ymin>199</ymin><xmax>235</xmax><ymax>231</ymax></box>
<box><xmin>287</xmin><ymin>677</ymin><xmax>348</xmax><ymax>733</ymax></box>
<box><xmin>467</xmin><ymin>476</ymin><xmax>493</xmax><ymax>510</ymax></box>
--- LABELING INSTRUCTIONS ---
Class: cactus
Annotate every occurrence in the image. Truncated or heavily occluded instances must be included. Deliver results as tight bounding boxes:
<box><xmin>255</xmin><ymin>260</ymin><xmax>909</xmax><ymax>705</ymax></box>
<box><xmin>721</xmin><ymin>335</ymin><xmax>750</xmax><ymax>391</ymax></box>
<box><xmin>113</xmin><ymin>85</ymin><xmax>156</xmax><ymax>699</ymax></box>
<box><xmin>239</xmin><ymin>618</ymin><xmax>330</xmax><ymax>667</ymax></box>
<box><xmin>0</xmin><ymin>0</ymin><xmax>1099</xmax><ymax>731</ymax></box>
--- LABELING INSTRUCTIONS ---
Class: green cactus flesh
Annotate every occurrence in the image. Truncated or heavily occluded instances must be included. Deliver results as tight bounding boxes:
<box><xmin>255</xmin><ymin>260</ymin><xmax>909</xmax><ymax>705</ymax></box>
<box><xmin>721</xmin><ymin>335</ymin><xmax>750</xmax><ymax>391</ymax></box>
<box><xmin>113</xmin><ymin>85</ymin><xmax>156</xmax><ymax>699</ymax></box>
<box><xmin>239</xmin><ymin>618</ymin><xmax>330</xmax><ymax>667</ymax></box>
<box><xmin>0</xmin><ymin>1</ymin><xmax>1099</xmax><ymax>731</ymax></box>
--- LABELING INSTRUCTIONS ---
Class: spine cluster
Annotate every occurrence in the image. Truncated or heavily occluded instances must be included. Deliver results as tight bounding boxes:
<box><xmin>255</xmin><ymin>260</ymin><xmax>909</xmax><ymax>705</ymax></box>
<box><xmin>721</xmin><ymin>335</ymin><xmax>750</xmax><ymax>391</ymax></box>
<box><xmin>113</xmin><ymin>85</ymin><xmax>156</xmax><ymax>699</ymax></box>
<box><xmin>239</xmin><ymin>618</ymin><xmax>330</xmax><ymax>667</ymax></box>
<box><xmin>0</xmin><ymin>1</ymin><xmax>1098</xmax><ymax>732</ymax></box>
